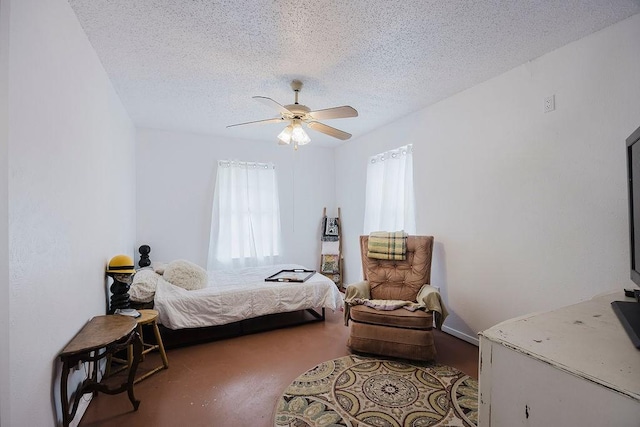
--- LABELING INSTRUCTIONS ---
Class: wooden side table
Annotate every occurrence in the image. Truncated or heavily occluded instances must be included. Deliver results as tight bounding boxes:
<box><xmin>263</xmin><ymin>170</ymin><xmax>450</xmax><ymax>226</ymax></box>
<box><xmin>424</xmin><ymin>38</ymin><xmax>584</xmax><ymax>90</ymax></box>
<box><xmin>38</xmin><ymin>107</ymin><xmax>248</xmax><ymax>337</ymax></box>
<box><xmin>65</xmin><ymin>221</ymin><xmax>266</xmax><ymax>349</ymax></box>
<box><xmin>59</xmin><ymin>315</ymin><xmax>142</xmax><ymax>427</ymax></box>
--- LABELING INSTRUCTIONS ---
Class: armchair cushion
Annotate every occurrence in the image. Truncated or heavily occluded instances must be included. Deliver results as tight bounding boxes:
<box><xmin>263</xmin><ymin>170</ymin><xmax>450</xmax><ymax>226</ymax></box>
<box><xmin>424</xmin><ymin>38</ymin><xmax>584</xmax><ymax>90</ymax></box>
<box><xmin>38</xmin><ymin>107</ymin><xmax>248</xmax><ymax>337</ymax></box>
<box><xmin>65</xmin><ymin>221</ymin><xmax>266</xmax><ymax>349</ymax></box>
<box><xmin>350</xmin><ymin>305</ymin><xmax>433</xmax><ymax>330</ymax></box>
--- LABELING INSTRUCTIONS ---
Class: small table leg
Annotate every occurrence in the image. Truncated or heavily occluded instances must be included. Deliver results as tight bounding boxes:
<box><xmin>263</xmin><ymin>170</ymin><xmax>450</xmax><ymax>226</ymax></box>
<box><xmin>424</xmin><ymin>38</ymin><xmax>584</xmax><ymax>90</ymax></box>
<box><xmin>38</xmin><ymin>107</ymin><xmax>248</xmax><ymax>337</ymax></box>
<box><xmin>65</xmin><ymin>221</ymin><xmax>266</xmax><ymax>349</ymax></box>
<box><xmin>126</xmin><ymin>331</ymin><xmax>143</xmax><ymax>411</ymax></box>
<box><xmin>61</xmin><ymin>359</ymin><xmax>71</xmax><ymax>427</ymax></box>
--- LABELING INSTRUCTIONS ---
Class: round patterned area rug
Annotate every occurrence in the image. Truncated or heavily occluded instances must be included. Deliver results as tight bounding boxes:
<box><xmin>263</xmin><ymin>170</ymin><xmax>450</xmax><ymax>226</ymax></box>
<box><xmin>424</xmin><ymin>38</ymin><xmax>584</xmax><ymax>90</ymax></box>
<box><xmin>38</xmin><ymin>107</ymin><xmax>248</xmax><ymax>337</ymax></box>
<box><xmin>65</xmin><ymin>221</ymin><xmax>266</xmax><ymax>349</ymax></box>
<box><xmin>274</xmin><ymin>355</ymin><xmax>478</xmax><ymax>427</ymax></box>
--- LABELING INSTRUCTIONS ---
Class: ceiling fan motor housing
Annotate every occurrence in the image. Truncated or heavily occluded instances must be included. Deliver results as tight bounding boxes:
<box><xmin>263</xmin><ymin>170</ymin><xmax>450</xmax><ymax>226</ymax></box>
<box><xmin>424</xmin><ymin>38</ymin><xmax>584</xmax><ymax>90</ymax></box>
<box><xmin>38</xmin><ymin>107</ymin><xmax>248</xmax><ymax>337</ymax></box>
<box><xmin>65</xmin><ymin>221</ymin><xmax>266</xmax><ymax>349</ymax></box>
<box><xmin>284</xmin><ymin>103</ymin><xmax>310</xmax><ymax>119</ymax></box>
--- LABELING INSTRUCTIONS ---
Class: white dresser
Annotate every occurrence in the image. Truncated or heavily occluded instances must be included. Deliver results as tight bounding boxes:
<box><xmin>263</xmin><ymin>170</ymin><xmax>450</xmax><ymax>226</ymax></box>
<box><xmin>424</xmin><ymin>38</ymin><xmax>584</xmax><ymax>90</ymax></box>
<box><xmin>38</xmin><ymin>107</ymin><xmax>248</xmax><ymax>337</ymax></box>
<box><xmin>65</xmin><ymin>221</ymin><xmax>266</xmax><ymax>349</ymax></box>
<box><xmin>478</xmin><ymin>290</ymin><xmax>640</xmax><ymax>426</ymax></box>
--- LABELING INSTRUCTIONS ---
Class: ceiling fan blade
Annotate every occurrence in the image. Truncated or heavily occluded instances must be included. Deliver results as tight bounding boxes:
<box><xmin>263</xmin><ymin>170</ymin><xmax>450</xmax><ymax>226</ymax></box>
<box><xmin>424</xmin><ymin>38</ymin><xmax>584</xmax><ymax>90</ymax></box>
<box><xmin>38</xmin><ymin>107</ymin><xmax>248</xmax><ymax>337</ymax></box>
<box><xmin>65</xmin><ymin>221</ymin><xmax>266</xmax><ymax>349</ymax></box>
<box><xmin>253</xmin><ymin>96</ymin><xmax>292</xmax><ymax>116</ymax></box>
<box><xmin>308</xmin><ymin>106</ymin><xmax>358</xmax><ymax>121</ymax></box>
<box><xmin>307</xmin><ymin>121</ymin><xmax>352</xmax><ymax>140</ymax></box>
<box><xmin>226</xmin><ymin>117</ymin><xmax>285</xmax><ymax>128</ymax></box>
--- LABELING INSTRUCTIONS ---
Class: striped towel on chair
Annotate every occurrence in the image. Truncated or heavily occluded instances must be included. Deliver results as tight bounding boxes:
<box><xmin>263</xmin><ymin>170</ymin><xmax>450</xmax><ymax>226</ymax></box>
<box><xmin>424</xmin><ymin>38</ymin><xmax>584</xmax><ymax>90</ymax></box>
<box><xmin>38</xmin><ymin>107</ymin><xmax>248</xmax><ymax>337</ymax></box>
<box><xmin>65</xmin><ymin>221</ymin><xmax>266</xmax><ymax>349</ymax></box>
<box><xmin>367</xmin><ymin>231</ymin><xmax>408</xmax><ymax>260</ymax></box>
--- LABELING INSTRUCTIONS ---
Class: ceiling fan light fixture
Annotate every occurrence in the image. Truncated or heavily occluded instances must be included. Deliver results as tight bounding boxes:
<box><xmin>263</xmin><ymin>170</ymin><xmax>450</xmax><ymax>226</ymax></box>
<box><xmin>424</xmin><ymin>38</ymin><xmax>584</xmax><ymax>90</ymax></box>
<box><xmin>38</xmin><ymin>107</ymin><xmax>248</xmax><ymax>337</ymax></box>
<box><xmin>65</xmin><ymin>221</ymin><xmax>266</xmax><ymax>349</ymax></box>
<box><xmin>277</xmin><ymin>124</ymin><xmax>293</xmax><ymax>145</ymax></box>
<box><xmin>291</xmin><ymin>123</ymin><xmax>310</xmax><ymax>146</ymax></box>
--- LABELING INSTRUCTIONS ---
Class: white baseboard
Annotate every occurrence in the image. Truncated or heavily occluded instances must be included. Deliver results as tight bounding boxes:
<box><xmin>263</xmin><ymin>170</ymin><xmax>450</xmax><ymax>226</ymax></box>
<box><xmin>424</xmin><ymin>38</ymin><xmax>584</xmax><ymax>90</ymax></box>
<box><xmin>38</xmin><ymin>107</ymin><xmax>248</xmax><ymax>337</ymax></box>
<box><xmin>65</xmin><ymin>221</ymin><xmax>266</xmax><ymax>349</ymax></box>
<box><xmin>69</xmin><ymin>394</ymin><xmax>92</xmax><ymax>427</ymax></box>
<box><xmin>430</xmin><ymin>285</ymin><xmax>479</xmax><ymax>346</ymax></box>
<box><xmin>441</xmin><ymin>325</ymin><xmax>479</xmax><ymax>346</ymax></box>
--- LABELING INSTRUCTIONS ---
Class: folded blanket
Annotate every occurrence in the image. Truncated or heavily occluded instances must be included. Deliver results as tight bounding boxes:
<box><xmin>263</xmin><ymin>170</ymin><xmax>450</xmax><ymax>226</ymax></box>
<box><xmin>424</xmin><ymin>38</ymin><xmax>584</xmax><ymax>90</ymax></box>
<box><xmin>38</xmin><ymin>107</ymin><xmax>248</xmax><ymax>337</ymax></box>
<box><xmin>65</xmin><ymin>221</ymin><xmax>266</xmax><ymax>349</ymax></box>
<box><xmin>367</xmin><ymin>230</ymin><xmax>407</xmax><ymax>260</ymax></box>
<box><xmin>322</xmin><ymin>217</ymin><xmax>340</xmax><ymax>242</ymax></box>
<box><xmin>321</xmin><ymin>240</ymin><xmax>340</xmax><ymax>255</ymax></box>
<box><xmin>321</xmin><ymin>254</ymin><xmax>339</xmax><ymax>273</ymax></box>
<box><xmin>413</xmin><ymin>285</ymin><xmax>449</xmax><ymax>329</ymax></box>
<box><xmin>350</xmin><ymin>298</ymin><xmax>412</xmax><ymax>310</ymax></box>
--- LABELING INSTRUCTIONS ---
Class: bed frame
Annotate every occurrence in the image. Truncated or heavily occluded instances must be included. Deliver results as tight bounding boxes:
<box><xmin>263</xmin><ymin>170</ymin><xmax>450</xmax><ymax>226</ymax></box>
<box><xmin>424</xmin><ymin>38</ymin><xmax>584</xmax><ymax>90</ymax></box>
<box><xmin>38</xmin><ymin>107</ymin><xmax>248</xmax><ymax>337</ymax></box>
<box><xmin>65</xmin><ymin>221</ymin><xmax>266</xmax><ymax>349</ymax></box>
<box><xmin>132</xmin><ymin>246</ymin><xmax>327</xmax><ymax>349</ymax></box>
<box><xmin>161</xmin><ymin>308</ymin><xmax>324</xmax><ymax>349</ymax></box>
<box><xmin>132</xmin><ymin>300</ymin><xmax>325</xmax><ymax>349</ymax></box>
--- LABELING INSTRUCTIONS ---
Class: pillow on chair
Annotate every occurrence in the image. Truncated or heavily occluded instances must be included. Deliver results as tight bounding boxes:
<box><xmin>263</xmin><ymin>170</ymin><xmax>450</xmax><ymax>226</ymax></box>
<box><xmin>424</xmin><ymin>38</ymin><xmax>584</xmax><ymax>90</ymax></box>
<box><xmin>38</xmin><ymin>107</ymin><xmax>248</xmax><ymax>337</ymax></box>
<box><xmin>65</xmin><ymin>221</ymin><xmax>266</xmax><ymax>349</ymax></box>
<box><xmin>163</xmin><ymin>259</ymin><xmax>208</xmax><ymax>291</ymax></box>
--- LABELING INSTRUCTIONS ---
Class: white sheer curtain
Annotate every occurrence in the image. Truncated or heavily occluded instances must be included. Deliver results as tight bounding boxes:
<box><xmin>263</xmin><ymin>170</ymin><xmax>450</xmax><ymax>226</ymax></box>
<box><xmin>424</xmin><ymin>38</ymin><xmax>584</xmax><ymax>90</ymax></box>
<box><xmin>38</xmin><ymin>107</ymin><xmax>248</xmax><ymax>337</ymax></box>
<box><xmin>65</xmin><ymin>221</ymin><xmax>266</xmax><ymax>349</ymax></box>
<box><xmin>207</xmin><ymin>160</ymin><xmax>282</xmax><ymax>270</ymax></box>
<box><xmin>363</xmin><ymin>144</ymin><xmax>416</xmax><ymax>234</ymax></box>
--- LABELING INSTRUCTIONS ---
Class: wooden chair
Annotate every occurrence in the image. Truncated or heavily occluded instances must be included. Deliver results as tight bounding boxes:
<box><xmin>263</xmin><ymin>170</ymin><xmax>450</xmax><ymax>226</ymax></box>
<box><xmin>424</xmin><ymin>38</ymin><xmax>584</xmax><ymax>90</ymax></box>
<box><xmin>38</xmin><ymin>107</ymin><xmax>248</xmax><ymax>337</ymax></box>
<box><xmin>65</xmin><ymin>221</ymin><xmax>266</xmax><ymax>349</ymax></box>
<box><xmin>107</xmin><ymin>309</ymin><xmax>169</xmax><ymax>383</ymax></box>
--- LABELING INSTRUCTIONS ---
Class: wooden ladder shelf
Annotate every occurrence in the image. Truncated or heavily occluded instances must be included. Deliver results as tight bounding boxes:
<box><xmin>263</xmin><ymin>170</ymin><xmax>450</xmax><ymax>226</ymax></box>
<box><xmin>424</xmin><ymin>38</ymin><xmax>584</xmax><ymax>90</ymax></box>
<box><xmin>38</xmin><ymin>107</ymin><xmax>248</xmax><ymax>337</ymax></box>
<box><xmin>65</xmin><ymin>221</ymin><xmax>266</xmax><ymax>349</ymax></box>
<box><xmin>320</xmin><ymin>207</ymin><xmax>343</xmax><ymax>290</ymax></box>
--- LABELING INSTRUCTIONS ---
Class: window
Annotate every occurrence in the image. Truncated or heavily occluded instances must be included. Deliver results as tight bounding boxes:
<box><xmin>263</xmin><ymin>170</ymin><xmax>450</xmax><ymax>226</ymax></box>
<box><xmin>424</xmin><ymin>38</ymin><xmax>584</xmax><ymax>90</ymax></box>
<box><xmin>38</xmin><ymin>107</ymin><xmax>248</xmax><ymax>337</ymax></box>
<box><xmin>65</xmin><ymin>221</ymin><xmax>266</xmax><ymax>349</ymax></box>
<box><xmin>207</xmin><ymin>160</ymin><xmax>282</xmax><ymax>270</ymax></box>
<box><xmin>363</xmin><ymin>144</ymin><xmax>416</xmax><ymax>234</ymax></box>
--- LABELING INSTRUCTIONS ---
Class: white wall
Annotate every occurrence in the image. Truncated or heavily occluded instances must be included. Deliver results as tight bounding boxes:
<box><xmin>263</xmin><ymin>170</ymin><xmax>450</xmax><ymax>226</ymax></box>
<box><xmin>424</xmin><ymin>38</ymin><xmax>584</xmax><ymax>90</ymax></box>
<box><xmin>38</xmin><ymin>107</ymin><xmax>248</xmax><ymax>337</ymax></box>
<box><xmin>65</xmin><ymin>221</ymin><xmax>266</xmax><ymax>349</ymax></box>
<box><xmin>0</xmin><ymin>0</ymin><xmax>10</xmax><ymax>424</ymax></box>
<box><xmin>136</xmin><ymin>128</ymin><xmax>336</xmax><ymax>270</ymax></box>
<box><xmin>6</xmin><ymin>0</ymin><xmax>136</xmax><ymax>425</ymax></box>
<box><xmin>337</xmin><ymin>13</ymin><xmax>640</xmax><ymax>342</ymax></box>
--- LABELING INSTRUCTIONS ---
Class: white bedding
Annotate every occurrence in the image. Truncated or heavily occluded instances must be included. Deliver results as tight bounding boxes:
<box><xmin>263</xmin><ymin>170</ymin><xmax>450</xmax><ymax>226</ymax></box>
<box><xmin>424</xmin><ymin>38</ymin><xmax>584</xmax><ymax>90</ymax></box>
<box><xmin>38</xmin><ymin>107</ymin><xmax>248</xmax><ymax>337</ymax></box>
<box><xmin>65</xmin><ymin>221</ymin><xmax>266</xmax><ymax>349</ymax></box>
<box><xmin>154</xmin><ymin>264</ymin><xmax>344</xmax><ymax>330</ymax></box>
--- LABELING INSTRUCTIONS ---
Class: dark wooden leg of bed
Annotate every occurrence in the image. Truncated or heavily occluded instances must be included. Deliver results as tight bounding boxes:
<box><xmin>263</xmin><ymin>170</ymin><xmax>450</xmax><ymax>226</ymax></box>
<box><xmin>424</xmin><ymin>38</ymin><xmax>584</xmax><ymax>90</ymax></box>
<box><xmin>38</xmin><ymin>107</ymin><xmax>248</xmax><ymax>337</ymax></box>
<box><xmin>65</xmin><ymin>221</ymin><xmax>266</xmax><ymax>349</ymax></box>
<box><xmin>305</xmin><ymin>307</ymin><xmax>325</xmax><ymax>320</ymax></box>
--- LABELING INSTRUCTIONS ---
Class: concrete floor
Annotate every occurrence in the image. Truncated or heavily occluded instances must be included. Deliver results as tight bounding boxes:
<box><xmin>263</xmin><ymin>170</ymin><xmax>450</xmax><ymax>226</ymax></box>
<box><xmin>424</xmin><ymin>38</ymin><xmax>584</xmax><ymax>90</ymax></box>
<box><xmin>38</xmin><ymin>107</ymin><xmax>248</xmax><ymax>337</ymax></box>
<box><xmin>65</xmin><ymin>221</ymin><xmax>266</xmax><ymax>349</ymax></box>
<box><xmin>79</xmin><ymin>309</ymin><xmax>478</xmax><ymax>427</ymax></box>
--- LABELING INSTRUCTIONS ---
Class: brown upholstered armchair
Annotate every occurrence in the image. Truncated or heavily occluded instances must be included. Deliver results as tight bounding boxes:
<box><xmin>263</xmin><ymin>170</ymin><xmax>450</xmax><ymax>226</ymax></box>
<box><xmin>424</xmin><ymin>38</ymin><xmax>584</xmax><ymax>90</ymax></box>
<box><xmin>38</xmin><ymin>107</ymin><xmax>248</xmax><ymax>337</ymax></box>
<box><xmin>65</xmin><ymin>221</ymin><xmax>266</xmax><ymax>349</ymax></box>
<box><xmin>344</xmin><ymin>235</ymin><xmax>447</xmax><ymax>362</ymax></box>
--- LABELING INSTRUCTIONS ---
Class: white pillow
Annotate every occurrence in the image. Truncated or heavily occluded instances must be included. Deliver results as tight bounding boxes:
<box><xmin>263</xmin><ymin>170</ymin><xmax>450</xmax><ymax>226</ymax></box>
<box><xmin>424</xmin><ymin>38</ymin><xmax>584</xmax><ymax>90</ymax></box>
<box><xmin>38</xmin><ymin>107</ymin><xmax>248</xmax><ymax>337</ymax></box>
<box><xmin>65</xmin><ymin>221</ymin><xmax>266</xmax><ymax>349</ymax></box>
<box><xmin>152</xmin><ymin>261</ymin><xmax>168</xmax><ymax>275</ymax></box>
<box><xmin>129</xmin><ymin>269</ymin><xmax>161</xmax><ymax>303</ymax></box>
<box><xmin>163</xmin><ymin>259</ymin><xmax>208</xmax><ymax>291</ymax></box>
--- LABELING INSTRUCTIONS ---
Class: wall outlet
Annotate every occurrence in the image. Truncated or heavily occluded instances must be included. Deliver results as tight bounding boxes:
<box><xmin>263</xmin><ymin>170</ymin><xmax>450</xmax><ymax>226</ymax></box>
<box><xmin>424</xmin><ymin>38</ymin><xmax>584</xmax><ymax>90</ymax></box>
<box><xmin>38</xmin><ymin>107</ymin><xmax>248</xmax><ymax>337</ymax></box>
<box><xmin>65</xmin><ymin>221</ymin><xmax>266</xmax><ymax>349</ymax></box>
<box><xmin>544</xmin><ymin>95</ymin><xmax>555</xmax><ymax>113</ymax></box>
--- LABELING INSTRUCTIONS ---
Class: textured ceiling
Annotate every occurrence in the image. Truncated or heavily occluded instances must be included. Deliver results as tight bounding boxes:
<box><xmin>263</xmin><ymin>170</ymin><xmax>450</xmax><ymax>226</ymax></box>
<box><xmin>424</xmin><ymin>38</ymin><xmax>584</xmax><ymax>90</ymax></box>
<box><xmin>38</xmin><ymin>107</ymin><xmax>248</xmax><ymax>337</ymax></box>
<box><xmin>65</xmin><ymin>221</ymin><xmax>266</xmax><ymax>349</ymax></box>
<box><xmin>68</xmin><ymin>0</ymin><xmax>640</xmax><ymax>147</ymax></box>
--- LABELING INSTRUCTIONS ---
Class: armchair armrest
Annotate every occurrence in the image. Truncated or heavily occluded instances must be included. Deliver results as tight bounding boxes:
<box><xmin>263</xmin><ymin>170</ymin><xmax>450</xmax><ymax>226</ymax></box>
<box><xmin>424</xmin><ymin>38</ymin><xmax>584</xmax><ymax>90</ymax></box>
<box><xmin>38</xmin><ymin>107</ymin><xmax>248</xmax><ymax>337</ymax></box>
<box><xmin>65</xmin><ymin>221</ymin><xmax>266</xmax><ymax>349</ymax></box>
<box><xmin>416</xmin><ymin>285</ymin><xmax>449</xmax><ymax>330</ymax></box>
<box><xmin>343</xmin><ymin>281</ymin><xmax>371</xmax><ymax>326</ymax></box>
<box><xmin>345</xmin><ymin>281</ymin><xmax>371</xmax><ymax>301</ymax></box>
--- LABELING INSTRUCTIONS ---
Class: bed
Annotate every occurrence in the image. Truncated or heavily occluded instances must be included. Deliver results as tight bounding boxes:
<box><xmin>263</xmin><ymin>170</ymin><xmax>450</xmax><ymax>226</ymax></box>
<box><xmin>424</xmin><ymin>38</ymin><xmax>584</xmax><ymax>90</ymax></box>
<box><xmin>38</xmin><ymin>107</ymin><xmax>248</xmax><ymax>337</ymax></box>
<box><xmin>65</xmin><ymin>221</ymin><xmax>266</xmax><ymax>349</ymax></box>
<box><xmin>130</xmin><ymin>260</ymin><xmax>344</xmax><ymax>347</ymax></box>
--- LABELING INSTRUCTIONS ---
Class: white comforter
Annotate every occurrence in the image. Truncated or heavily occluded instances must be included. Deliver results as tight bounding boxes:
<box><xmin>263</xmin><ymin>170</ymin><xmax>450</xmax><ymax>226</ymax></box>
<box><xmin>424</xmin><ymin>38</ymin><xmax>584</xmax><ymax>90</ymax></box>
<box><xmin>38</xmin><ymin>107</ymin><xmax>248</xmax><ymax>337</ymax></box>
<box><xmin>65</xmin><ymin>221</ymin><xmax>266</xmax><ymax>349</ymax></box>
<box><xmin>154</xmin><ymin>264</ymin><xmax>343</xmax><ymax>330</ymax></box>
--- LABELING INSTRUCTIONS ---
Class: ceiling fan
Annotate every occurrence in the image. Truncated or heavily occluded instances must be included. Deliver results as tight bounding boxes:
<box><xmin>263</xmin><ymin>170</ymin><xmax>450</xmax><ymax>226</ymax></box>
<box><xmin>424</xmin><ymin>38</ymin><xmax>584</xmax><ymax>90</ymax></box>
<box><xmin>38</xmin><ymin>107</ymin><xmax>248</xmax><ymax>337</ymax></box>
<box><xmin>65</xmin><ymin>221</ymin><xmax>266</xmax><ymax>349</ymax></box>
<box><xmin>227</xmin><ymin>80</ymin><xmax>358</xmax><ymax>149</ymax></box>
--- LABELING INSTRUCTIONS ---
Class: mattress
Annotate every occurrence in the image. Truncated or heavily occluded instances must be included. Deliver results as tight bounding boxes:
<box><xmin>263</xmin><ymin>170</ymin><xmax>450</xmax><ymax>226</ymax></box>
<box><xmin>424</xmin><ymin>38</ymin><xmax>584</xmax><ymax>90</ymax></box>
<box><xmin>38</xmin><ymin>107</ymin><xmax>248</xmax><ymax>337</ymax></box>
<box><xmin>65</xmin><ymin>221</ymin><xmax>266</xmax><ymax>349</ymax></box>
<box><xmin>154</xmin><ymin>264</ymin><xmax>344</xmax><ymax>330</ymax></box>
